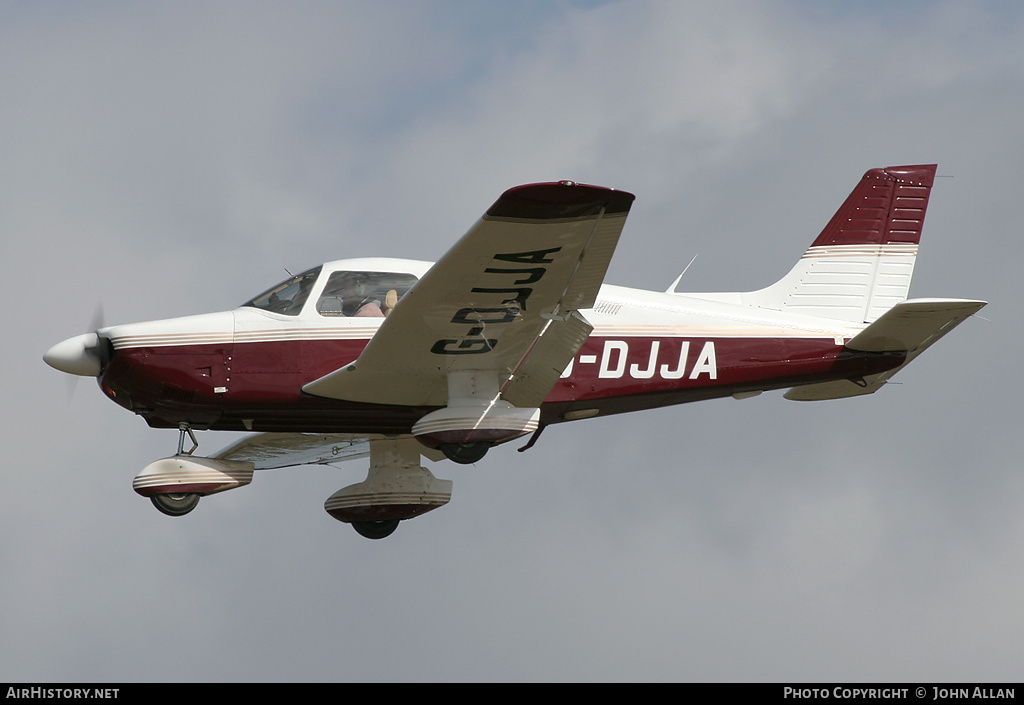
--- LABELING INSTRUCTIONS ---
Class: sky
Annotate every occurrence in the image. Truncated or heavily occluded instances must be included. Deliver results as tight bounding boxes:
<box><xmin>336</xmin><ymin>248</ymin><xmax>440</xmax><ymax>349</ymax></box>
<box><xmin>2</xmin><ymin>0</ymin><xmax>1023</xmax><ymax>682</ymax></box>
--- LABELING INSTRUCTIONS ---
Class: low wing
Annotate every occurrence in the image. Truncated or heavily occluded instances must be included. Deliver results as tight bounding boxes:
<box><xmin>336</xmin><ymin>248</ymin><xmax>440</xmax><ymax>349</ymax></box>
<box><xmin>213</xmin><ymin>432</ymin><xmax>445</xmax><ymax>470</ymax></box>
<box><xmin>303</xmin><ymin>182</ymin><xmax>635</xmax><ymax>406</ymax></box>
<box><xmin>213</xmin><ymin>433</ymin><xmax>373</xmax><ymax>469</ymax></box>
<box><xmin>785</xmin><ymin>298</ymin><xmax>986</xmax><ymax>401</ymax></box>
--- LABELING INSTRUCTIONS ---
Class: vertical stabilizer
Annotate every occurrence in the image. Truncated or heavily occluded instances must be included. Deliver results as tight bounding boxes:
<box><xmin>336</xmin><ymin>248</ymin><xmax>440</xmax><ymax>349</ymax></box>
<box><xmin>742</xmin><ymin>164</ymin><xmax>937</xmax><ymax>323</ymax></box>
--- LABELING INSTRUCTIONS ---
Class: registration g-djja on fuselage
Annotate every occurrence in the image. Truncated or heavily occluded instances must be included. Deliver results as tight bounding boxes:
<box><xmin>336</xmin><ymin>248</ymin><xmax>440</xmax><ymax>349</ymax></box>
<box><xmin>44</xmin><ymin>165</ymin><xmax>985</xmax><ymax>539</ymax></box>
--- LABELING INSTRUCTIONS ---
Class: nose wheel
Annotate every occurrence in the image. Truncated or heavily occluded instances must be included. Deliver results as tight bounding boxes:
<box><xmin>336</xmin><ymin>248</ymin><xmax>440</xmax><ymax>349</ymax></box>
<box><xmin>150</xmin><ymin>492</ymin><xmax>201</xmax><ymax>516</ymax></box>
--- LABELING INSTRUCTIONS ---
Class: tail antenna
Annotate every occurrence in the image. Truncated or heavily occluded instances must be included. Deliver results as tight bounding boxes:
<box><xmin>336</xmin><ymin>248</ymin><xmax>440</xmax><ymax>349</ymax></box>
<box><xmin>666</xmin><ymin>254</ymin><xmax>699</xmax><ymax>294</ymax></box>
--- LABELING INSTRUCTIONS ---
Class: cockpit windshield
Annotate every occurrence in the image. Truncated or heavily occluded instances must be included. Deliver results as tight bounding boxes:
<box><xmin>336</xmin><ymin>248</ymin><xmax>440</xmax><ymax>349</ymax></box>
<box><xmin>242</xmin><ymin>266</ymin><xmax>419</xmax><ymax>317</ymax></box>
<box><xmin>315</xmin><ymin>271</ymin><xmax>418</xmax><ymax>317</ymax></box>
<box><xmin>242</xmin><ymin>266</ymin><xmax>322</xmax><ymax>315</ymax></box>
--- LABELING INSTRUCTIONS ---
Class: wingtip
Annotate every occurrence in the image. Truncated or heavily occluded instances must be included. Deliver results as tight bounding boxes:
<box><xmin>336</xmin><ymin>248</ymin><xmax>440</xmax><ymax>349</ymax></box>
<box><xmin>488</xmin><ymin>182</ymin><xmax>635</xmax><ymax>219</ymax></box>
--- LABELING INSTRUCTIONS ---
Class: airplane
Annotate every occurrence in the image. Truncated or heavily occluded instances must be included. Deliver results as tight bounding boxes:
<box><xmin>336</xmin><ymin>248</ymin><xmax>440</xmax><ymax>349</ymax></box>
<box><xmin>44</xmin><ymin>164</ymin><xmax>985</xmax><ymax>539</ymax></box>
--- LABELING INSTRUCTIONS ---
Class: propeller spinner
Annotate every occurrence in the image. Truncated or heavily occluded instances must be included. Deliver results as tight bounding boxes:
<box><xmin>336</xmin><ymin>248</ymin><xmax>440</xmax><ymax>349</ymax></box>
<box><xmin>44</xmin><ymin>307</ymin><xmax>112</xmax><ymax>378</ymax></box>
<box><xmin>43</xmin><ymin>331</ymin><xmax>112</xmax><ymax>377</ymax></box>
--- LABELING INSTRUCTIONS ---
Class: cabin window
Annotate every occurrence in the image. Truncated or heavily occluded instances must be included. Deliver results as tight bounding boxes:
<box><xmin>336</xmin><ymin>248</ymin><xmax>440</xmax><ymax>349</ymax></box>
<box><xmin>316</xmin><ymin>271</ymin><xmax>418</xmax><ymax>317</ymax></box>
<box><xmin>241</xmin><ymin>266</ymin><xmax>322</xmax><ymax>315</ymax></box>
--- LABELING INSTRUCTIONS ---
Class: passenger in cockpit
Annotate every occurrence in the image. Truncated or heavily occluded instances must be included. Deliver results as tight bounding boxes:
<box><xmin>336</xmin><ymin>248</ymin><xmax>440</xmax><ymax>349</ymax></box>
<box><xmin>338</xmin><ymin>275</ymin><xmax>384</xmax><ymax>317</ymax></box>
<box><xmin>352</xmin><ymin>297</ymin><xmax>384</xmax><ymax>317</ymax></box>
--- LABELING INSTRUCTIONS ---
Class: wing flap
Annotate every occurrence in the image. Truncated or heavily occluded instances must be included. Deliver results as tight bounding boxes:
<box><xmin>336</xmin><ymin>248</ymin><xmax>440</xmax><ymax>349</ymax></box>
<box><xmin>303</xmin><ymin>182</ymin><xmax>634</xmax><ymax>407</ymax></box>
<box><xmin>500</xmin><ymin>310</ymin><xmax>593</xmax><ymax>408</ymax></box>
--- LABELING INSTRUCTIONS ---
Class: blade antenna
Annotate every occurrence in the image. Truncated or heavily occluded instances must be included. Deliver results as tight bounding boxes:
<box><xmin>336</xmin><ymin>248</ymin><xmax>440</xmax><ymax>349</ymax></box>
<box><xmin>666</xmin><ymin>253</ymin><xmax>699</xmax><ymax>293</ymax></box>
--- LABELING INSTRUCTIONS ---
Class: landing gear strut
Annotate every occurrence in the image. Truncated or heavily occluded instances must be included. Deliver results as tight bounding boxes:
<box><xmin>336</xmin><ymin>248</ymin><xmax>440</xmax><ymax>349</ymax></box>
<box><xmin>177</xmin><ymin>422</ymin><xmax>198</xmax><ymax>456</ymax></box>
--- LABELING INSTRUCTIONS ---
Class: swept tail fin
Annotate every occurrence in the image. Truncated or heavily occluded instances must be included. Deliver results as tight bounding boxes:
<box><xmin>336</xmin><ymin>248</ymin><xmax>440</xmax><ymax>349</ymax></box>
<box><xmin>741</xmin><ymin>164</ymin><xmax>938</xmax><ymax>323</ymax></box>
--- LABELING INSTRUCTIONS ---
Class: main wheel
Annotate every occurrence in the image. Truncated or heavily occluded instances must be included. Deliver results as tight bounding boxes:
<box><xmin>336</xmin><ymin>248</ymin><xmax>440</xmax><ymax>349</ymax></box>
<box><xmin>351</xmin><ymin>519</ymin><xmax>400</xmax><ymax>539</ymax></box>
<box><xmin>439</xmin><ymin>442</ymin><xmax>490</xmax><ymax>465</ymax></box>
<box><xmin>151</xmin><ymin>492</ymin><xmax>200</xmax><ymax>517</ymax></box>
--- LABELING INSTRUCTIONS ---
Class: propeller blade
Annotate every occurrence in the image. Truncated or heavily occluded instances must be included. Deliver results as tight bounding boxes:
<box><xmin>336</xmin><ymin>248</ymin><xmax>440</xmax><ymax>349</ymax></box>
<box><xmin>89</xmin><ymin>304</ymin><xmax>104</xmax><ymax>335</ymax></box>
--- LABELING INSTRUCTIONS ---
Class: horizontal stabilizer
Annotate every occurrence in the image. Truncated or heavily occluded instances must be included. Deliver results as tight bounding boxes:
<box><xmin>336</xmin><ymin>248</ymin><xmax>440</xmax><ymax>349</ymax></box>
<box><xmin>785</xmin><ymin>297</ymin><xmax>985</xmax><ymax>401</ymax></box>
<box><xmin>782</xmin><ymin>378</ymin><xmax>884</xmax><ymax>401</ymax></box>
<box><xmin>844</xmin><ymin>298</ymin><xmax>987</xmax><ymax>352</ymax></box>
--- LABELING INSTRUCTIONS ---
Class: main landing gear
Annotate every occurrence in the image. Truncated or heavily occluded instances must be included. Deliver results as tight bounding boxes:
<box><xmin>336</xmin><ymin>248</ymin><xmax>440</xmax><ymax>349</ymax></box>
<box><xmin>411</xmin><ymin>371</ymin><xmax>539</xmax><ymax>466</ymax></box>
<box><xmin>350</xmin><ymin>519</ymin><xmax>401</xmax><ymax>540</ymax></box>
<box><xmin>324</xmin><ymin>438</ymin><xmax>453</xmax><ymax>539</ymax></box>
<box><xmin>439</xmin><ymin>442</ymin><xmax>490</xmax><ymax>465</ymax></box>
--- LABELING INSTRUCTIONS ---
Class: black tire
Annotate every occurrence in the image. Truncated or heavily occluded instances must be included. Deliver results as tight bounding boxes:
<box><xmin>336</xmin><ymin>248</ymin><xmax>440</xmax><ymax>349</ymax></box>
<box><xmin>351</xmin><ymin>519</ymin><xmax>400</xmax><ymax>539</ymax></box>
<box><xmin>151</xmin><ymin>492</ymin><xmax>200</xmax><ymax>517</ymax></box>
<box><xmin>439</xmin><ymin>442</ymin><xmax>489</xmax><ymax>465</ymax></box>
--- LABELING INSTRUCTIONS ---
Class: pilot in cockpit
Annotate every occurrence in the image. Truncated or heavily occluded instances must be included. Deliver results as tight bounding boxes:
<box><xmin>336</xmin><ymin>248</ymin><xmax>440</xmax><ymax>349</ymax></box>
<box><xmin>315</xmin><ymin>270</ymin><xmax>415</xmax><ymax>318</ymax></box>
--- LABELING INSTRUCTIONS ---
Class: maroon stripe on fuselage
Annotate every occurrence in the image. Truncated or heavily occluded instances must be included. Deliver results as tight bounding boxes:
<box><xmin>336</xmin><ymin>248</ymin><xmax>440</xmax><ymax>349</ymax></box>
<box><xmin>99</xmin><ymin>335</ymin><xmax>904</xmax><ymax>432</ymax></box>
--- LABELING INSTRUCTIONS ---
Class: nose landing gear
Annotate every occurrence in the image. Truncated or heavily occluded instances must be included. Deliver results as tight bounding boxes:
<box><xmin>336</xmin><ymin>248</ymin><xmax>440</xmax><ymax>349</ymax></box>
<box><xmin>150</xmin><ymin>492</ymin><xmax>201</xmax><ymax>517</ymax></box>
<box><xmin>133</xmin><ymin>423</ymin><xmax>253</xmax><ymax>518</ymax></box>
<box><xmin>145</xmin><ymin>424</ymin><xmax>203</xmax><ymax>516</ymax></box>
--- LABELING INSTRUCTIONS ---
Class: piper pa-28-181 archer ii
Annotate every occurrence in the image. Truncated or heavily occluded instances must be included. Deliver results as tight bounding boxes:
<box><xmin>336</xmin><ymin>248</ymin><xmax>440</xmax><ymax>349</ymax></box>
<box><xmin>45</xmin><ymin>164</ymin><xmax>985</xmax><ymax>539</ymax></box>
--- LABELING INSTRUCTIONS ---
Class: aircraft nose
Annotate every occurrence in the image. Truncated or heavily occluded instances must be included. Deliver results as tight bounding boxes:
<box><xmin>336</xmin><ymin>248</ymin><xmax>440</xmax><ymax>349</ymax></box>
<box><xmin>43</xmin><ymin>333</ymin><xmax>103</xmax><ymax>377</ymax></box>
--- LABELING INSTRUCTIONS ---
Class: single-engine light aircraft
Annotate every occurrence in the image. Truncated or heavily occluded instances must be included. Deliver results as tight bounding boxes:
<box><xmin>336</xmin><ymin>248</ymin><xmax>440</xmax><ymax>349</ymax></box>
<box><xmin>45</xmin><ymin>164</ymin><xmax>985</xmax><ymax>538</ymax></box>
